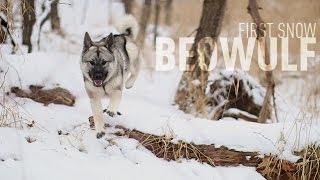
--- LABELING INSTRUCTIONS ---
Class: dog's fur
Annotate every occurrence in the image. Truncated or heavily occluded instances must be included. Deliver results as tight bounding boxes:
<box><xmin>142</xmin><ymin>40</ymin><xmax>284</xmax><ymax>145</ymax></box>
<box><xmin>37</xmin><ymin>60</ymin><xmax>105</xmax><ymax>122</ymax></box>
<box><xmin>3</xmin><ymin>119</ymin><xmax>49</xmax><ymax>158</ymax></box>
<box><xmin>80</xmin><ymin>15</ymin><xmax>140</xmax><ymax>138</ymax></box>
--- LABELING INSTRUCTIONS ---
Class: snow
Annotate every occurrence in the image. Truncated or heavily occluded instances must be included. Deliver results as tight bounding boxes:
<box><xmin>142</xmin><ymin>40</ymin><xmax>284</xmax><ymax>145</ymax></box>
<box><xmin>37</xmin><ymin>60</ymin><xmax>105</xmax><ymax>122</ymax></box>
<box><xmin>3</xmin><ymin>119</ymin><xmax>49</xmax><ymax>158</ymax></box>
<box><xmin>1</xmin><ymin>50</ymin><xmax>319</xmax><ymax>179</ymax></box>
<box><xmin>207</xmin><ymin>69</ymin><xmax>265</xmax><ymax>106</ymax></box>
<box><xmin>0</xmin><ymin>127</ymin><xmax>264</xmax><ymax>180</ymax></box>
<box><xmin>0</xmin><ymin>1</ymin><xmax>319</xmax><ymax>180</ymax></box>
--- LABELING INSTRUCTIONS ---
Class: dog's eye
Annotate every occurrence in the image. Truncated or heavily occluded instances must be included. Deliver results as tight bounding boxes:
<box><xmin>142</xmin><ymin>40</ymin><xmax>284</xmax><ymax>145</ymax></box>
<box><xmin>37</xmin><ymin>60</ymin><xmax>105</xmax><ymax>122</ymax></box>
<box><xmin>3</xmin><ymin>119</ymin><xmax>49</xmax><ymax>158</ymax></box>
<box><xmin>101</xmin><ymin>61</ymin><xmax>108</xmax><ymax>65</ymax></box>
<box><xmin>89</xmin><ymin>61</ymin><xmax>95</xmax><ymax>65</ymax></box>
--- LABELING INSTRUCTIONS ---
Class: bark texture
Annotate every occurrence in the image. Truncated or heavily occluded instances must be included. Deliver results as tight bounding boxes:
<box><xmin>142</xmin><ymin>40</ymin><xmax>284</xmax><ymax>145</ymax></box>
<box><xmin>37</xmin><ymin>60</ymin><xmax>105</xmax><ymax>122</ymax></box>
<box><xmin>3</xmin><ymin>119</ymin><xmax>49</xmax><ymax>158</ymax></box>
<box><xmin>247</xmin><ymin>0</ymin><xmax>274</xmax><ymax>123</ymax></box>
<box><xmin>153</xmin><ymin>0</ymin><xmax>160</xmax><ymax>47</ymax></box>
<box><xmin>122</xmin><ymin>0</ymin><xmax>133</xmax><ymax>14</ymax></box>
<box><xmin>165</xmin><ymin>0</ymin><xmax>173</xmax><ymax>25</ymax></box>
<box><xmin>137</xmin><ymin>0</ymin><xmax>152</xmax><ymax>48</ymax></box>
<box><xmin>175</xmin><ymin>0</ymin><xmax>226</xmax><ymax>114</ymax></box>
<box><xmin>50</xmin><ymin>0</ymin><xmax>61</xmax><ymax>32</ymax></box>
<box><xmin>22</xmin><ymin>0</ymin><xmax>36</xmax><ymax>53</ymax></box>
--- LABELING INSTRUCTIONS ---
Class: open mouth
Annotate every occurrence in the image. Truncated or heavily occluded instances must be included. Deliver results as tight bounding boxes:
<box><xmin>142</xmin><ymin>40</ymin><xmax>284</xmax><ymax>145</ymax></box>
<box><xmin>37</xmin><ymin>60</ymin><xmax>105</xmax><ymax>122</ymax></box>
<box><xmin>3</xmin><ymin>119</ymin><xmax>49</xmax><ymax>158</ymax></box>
<box><xmin>93</xmin><ymin>80</ymin><xmax>103</xmax><ymax>87</ymax></box>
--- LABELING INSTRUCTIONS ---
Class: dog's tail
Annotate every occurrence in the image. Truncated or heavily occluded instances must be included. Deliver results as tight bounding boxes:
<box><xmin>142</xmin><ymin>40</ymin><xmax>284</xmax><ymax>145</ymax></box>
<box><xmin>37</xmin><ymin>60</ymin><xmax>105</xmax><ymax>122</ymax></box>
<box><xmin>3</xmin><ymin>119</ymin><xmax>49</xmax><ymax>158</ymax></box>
<box><xmin>116</xmin><ymin>14</ymin><xmax>139</xmax><ymax>40</ymax></box>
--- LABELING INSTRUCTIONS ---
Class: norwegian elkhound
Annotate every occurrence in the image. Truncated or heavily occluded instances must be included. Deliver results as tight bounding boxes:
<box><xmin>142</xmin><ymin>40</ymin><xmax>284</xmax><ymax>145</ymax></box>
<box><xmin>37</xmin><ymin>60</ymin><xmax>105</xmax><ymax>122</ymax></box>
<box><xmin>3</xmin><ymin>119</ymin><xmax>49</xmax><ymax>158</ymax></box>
<box><xmin>80</xmin><ymin>15</ymin><xmax>141</xmax><ymax>138</ymax></box>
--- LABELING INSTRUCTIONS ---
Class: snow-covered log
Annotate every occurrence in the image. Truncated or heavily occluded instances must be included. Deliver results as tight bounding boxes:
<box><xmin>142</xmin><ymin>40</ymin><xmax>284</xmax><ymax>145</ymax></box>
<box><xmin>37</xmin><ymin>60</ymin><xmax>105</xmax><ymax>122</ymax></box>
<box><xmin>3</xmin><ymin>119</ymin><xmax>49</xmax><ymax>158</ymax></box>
<box><xmin>88</xmin><ymin>119</ymin><xmax>318</xmax><ymax>180</ymax></box>
<box><xmin>205</xmin><ymin>70</ymin><xmax>267</xmax><ymax>121</ymax></box>
<box><xmin>11</xmin><ymin>85</ymin><xmax>75</xmax><ymax>106</ymax></box>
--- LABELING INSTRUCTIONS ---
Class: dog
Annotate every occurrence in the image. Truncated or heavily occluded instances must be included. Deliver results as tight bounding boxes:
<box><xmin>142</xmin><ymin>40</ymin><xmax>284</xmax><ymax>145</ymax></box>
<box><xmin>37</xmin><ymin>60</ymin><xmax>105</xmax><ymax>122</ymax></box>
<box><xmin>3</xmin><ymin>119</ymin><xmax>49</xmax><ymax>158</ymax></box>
<box><xmin>80</xmin><ymin>15</ymin><xmax>140</xmax><ymax>138</ymax></box>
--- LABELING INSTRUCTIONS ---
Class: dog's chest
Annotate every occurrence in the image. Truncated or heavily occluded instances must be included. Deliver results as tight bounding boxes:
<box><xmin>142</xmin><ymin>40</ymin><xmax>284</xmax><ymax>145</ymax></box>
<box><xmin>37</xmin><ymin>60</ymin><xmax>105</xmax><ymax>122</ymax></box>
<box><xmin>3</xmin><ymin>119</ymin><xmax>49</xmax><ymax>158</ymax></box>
<box><xmin>84</xmin><ymin>81</ymin><xmax>106</xmax><ymax>98</ymax></box>
<box><xmin>103</xmin><ymin>76</ymin><xmax>123</xmax><ymax>93</ymax></box>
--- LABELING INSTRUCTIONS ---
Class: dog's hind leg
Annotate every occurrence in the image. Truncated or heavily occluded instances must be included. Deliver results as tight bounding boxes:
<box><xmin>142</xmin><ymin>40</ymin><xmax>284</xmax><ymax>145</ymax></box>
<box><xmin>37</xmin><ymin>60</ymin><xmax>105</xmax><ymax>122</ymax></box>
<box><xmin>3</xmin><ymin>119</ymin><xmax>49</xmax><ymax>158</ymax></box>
<box><xmin>125</xmin><ymin>58</ymin><xmax>140</xmax><ymax>89</ymax></box>
<box><xmin>106</xmin><ymin>90</ymin><xmax>122</xmax><ymax>117</ymax></box>
<box><xmin>90</xmin><ymin>98</ymin><xmax>105</xmax><ymax>138</ymax></box>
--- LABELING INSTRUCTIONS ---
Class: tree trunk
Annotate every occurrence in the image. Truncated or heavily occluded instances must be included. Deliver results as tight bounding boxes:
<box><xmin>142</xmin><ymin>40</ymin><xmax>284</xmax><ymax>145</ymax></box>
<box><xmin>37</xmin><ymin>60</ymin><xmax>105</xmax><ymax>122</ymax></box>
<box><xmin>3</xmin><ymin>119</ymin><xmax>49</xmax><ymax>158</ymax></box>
<box><xmin>247</xmin><ymin>0</ymin><xmax>274</xmax><ymax>123</ymax></box>
<box><xmin>22</xmin><ymin>0</ymin><xmax>36</xmax><ymax>53</ymax></box>
<box><xmin>32</xmin><ymin>0</ymin><xmax>52</xmax><ymax>51</ymax></box>
<box><xmin>175</xmin><ymin>0</ymin><xmax>226</xmax><ymax>114</ymax></box>
<box><xmin>122</xmin><ymin>0</ymin><xmax>133</xmax><ymax>14</ymax></box>
<box><xmin>153</xmin><ymin>0</ymin><xmax>160</xmax><ymax>47</ymax></box>
<box><xmin>108</xmin><ymin>0</ymin><xmax>113</xmax><ymax>25</ymax></box>
<box><xmin>165</xmin><ymin>0</ymin><xmax>173</xmax><ymax>25</ymax></box>
<box><xmin>50</xmin><ymin>0</ymin><xmax>61</xmax><ymax>32</ymax></box>
<box><xmin>137</xmin><ymin>0</ymin><xmax>151</xmax><ymax>48</ymax></box>
<box><xmin>0</xmin><ymin>19</ymin><xmax>7</xmax><ymax>43</ymax></box>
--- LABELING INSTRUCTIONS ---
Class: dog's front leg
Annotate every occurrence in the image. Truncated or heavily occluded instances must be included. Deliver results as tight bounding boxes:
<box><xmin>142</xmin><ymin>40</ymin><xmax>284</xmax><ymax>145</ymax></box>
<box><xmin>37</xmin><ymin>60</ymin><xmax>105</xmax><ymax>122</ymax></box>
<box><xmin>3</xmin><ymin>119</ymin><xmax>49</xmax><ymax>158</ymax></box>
<box><xmin>90</xmin><ymin>98</ymin><xmax>105</xmax><ymax>138</ymax></box>
<box><xmin>106</xmin><ymin>90</ymin><xmax>122</xmax><ymax>117</ymax></box>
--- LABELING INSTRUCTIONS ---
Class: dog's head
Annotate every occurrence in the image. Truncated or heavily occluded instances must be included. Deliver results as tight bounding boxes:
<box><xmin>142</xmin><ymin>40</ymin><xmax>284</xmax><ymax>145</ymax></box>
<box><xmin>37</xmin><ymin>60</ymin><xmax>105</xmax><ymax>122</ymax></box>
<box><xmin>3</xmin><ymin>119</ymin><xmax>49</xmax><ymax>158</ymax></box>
<box><xmin>80</xmin><ymin>32</ymin><xmax>117</xmax><ymax>87</ymax></box>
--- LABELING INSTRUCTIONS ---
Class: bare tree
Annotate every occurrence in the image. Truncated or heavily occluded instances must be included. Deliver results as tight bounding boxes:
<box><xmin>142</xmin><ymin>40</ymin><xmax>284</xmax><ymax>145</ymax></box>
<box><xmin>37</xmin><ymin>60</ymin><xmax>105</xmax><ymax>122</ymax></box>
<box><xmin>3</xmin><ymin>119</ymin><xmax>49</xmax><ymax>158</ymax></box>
<box><xmin>165</xmin><ymin>0</ymin><xmax>173</xmax><ymax>25</ymax></box>
<box><xmin>50</xmin><ymin>0</ymin><xmax>61</xmax><ymax>32</ymax></box>
<box><xmin>137</xmin><ymin>0</ymin><xmax>151</xmax><ymax>48</ymax></box>
<box><xmin>108</xmin><ymin>0</ymin><xmax>113</xmax><ymax>25</ymax></box>
<box><xmin>0</xmin><ymin>16</ymin><xmax>17</xmax><ymax>51</ymax></box>
<box><xmin>153</xmin><ymin>0</ymin><xmax>160</xmax><ymax>47</ymax></box>
<box><xmin>22</xmin><ymin>0</ymin><xmax>57</xmax><ymax>52</ymax></box>
<box><xmin>122</xmin><ymin>0</ymin><xmax>133</xmax><ymax>14</ymax></box>
<box><xmin>175</xmin><ymin>0</ymin><xmax>226</xmax><ymax>114</ymax></box>
<box><xmin>22</xmin><ymin>0</ymin><xmax>36</xmax><ymax>53</ymax></box>
<box><xmin>0</xmin><ymin>0</ymin><xmax>5</xmax><ymax>43</ymax></box>
<box><xmin>0</xmin><ymin>0</ymin><xmax>17</xmax><ymax>53</ymax></box>
<box><xmin>0</xmin><ymin>17</ymin><xmax>7</xmax><ymax>43</ymax></box>
<box><xmin>247</xmin><ymin>0</ymin><xmax>274</xmax><ymax>123</ymax></box>
<box><xmin>31</xmin><ymin>0</ymin><xmax>54</xmax><ymax>51</ymax></box>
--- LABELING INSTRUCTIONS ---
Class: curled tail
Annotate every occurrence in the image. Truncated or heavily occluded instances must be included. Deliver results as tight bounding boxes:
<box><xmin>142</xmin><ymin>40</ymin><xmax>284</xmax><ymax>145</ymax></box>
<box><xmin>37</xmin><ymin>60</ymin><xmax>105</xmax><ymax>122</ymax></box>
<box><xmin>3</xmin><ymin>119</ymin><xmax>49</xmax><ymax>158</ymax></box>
<box><xmin>115</xmin><ymin>14</ymin><xmax>139</xmax><ymax>40</ymax></box>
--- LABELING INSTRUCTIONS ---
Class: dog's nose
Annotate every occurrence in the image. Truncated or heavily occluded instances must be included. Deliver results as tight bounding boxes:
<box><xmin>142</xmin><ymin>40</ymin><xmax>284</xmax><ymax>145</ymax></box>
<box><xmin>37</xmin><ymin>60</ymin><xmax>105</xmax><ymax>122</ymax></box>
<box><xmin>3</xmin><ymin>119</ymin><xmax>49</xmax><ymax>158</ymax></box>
<box><xmin>93</xmin><ymin>73</ymin><xmax>103</xmax><ymax>80</ymax></box>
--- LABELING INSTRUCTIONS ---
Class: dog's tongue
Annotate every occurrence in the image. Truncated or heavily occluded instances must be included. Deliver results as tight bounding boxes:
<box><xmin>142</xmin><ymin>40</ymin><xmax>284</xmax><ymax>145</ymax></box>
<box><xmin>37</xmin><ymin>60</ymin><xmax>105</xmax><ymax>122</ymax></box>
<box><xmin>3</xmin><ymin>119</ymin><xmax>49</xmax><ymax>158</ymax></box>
<box><xmin>94</xmin><ymin>80</ymin><xmax>103</xmax><ymax>86</ymax></box>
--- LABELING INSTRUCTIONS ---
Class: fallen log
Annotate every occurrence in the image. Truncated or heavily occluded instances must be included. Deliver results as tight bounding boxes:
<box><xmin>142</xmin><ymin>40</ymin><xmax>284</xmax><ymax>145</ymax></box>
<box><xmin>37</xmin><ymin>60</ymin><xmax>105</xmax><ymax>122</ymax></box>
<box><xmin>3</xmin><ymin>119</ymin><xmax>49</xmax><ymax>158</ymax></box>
<box><xmin>117</xmin><ymin>125</ymin><xmax>320</xmax><ymax>179</ymax></box>
<box><xmin>88</xmin><ymin>118</ymin><xmax>317</xmax><ymax>179</ymax></box>
<box><xmin>115</xmin><ymin>125</ymin><xmax>293</xmax><ymax>179</ymax></box>
<box><xmin>205</xmin><ymin>70</ymin><xmax>267</xmax><ymax>122</ymax></box>
<box><xmin>115</xmin><ymin>124</ymin><xmax>260</xmax><ymax>166</ymax></box>
<box><xmin>222</xmin><ymin>109</ymin><xmax>259</xmax><ymax>122</ymax></box>
<box><xmin>11</xmin><ymin>85</ymin><xmax>75</xmax><ymax>106</ymax></box>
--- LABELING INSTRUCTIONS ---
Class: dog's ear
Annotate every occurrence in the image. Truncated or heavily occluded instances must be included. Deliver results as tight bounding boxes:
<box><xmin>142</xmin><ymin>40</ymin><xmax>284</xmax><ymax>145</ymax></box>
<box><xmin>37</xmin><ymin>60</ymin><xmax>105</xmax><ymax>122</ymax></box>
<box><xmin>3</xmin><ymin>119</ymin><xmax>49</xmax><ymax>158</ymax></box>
<box><xmin>105</xmin><ymin>33</ymin><xmax>114</xmax><ymax>50</ymax></box>
<box><xmin>83</xmin><ymin>32</ymin><xmax>92</xmax><ymax>50</ymax></box>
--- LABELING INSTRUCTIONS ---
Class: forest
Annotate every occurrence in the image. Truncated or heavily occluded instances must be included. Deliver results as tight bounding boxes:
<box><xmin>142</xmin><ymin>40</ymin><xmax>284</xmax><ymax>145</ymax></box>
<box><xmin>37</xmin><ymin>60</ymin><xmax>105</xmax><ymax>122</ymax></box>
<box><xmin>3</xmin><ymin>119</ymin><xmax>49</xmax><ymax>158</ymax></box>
<box><xmin>0</xmin><ymin>0</ymin><xmax>319</xmax><ymax>179</ymax></box>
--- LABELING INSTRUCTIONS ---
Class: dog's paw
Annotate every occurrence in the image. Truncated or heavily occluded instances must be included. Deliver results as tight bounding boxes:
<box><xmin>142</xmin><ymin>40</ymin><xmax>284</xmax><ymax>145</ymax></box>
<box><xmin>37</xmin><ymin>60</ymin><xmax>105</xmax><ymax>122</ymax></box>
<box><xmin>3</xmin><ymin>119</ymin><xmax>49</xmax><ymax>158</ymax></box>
<box><xmin>103</xmin><ymin>109</ymin><xmax>122</xmax><ymax>115</ymax></box>
<box><xmin>96</xmin><ymin>131</ymin><xmax>105</xmax><ymax>139</ymax></box>
<box><xmin>125</xmin><ymin>75</ymin><xmax>137</xmax><ymax>89</ymax></box>
<box><xmin>88</xmin><ymin>116</ymin><xmax>94</xmax><ymax>128</ymax></box>
<box><xmin>106</xmin><ymin>110</ymin><xmax>115</xmax><ymax>117</ymax></box>
<box><xmin>103</xmin><ymin>109</ymin><xmax>122</xmax><ymax>116</ymax></box>
<box><xmin>125</xmin><ymin>81</ymin><xmax>134</xmax><ymax>89</ymax></box>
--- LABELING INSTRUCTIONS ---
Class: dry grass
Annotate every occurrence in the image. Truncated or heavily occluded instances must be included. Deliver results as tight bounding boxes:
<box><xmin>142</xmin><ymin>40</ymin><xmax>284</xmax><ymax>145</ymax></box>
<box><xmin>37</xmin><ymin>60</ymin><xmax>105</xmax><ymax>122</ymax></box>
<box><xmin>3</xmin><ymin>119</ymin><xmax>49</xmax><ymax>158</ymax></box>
<box><xmin>0</xmin><ymin>75</ymin><xmax>34</xmax><ymax>129</ymax></box>
<box><xmin>295</xmin><ymin>145</ymin><xmax>320</xmax><ymax>179</ymax></box>
<box><xmin>0</xmin><ymin>87</ymin><xmax>24</xmax><ymax>128</ymax></box>
<box><xmin>123</xmin><ymin>123</ymin><xmax>320</xmax><ymax>179</ymax></box>
<box><xmin>112</xmin><ymin>124</ymin><xmax>320</xmax><ymax>179</ymax></box>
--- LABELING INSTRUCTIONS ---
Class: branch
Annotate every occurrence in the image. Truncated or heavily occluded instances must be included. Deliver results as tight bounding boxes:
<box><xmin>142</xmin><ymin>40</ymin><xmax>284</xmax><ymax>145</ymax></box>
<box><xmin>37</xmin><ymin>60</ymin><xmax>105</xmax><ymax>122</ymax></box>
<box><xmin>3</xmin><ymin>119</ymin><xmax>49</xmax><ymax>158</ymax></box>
<box><xmin>247</xmin><ymin>0</ymin><xmax>275</xmax><ymax>123</ymax></box>
<box><xmin>0</xmin><ymin>15</ymin><xmax>18</xmax><ymax>53</ymax></box>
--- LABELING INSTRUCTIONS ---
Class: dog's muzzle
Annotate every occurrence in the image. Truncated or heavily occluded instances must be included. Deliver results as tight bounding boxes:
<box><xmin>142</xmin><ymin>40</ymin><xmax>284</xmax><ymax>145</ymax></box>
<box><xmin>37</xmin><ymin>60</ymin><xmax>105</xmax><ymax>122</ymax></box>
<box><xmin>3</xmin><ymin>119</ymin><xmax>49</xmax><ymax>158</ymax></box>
<box><xmin>92</xmin><ymin>72</ymin><xmax>106</xmax><ymax>87</ymax></box>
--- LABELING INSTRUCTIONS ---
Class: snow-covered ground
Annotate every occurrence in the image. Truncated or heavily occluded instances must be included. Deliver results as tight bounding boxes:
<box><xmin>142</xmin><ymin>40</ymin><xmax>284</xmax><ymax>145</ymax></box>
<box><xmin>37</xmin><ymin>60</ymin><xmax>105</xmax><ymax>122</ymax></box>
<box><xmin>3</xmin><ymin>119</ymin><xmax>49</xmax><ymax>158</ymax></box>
<box><xmin>1</xmin><ymin>1</ymin><xmax>319</xmax><ymax>179</ymax></box>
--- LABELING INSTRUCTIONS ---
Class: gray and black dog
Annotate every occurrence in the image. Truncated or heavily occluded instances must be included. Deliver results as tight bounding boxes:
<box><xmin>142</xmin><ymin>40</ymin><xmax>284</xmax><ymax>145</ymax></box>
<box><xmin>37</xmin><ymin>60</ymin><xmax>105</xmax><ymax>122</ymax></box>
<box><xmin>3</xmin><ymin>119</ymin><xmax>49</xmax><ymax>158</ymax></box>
<box><xmin>80</xmin><ymin>15</ymin><xmax>141</xmax><ymax>138</ymax></box>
